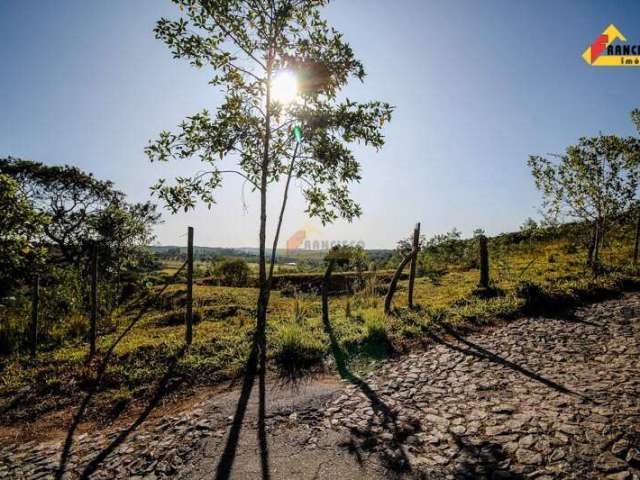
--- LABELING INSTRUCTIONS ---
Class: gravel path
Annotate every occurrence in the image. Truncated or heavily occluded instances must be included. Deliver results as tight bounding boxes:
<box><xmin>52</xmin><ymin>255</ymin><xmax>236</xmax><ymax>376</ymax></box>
<box><xmin>2</xmin><ymin>293</ymin><xmax>639</xmax><ymax>479</ymax></box>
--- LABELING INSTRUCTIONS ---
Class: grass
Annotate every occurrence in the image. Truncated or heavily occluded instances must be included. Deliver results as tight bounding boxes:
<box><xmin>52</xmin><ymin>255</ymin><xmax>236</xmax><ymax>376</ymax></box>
<box><xmin>2</xmin><ymin>229</ymin><xmax>640</xmax><ymax>427</ymax></box>
<box><xmin>273</xmin><ymin>323</ymin><xmax>325</xmax><ymax>374</ymax></box>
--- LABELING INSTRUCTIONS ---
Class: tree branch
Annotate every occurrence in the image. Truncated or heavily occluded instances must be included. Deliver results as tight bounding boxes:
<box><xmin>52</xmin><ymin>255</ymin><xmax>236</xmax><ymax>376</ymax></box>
<box><xmin>194</xmin><ymin>169</ymin><xmax>261</xmax><ymax>191</ymax></box>
<box><xmin>267</xmin><ymin>137</ymin><xmax>300</xmax><ymax>283</ymax></box>
<box><xmin>202</xmin><ymin>2</ymin><xmax>267</xmax><ymax>70</ymax></box>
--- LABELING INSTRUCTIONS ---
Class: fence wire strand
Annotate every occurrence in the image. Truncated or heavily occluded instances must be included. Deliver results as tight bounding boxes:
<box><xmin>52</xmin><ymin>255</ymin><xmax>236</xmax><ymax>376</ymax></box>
<box><xmin>103</xmin><ymin>259</ymin><xmax>189</xmax><ymax>358</ymax></box>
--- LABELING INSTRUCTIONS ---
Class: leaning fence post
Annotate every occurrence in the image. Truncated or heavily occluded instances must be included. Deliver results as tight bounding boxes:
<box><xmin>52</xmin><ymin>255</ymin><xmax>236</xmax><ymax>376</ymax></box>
<box><xmin>479</xmin><ymin>235</ymin><xmax>489</xmax><ymax>289</ymax></box>
<box><xmin>186</xmin><ymin>226</ymin><xmax>194</xmax><ymax>345</ymax></box>
<box><xmin>30</xmin><ymin>275</ymin><xmax>39</xmax><ymax>358</ymax></box>
<box><xmin>408</xmin><ymin>222</ymin><xmax>420</xmax><ymax>308</ymax></box>
<box><xmin>384</xmin><ymin>252</ymin><xmax>414</xmax><ymax>315</ymax></box>
<box><xmin>89</xmin><ymin>242</ymin><xmax>98</xmax><ymax>358</ymax></box>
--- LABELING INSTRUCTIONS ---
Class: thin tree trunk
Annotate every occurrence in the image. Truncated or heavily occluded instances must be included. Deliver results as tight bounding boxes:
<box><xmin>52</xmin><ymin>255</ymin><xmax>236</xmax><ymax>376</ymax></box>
<box><xmin>633</xmin><ymin>211</ymin><xmax>640</xmax><ymax>265</ymax></box>
<box><xmin>256</xmin><ymin>51</ymin><xmax>273</xmax><ymax>334</ymax></box>
<box><xmin>599</xmin><ymin>215</ymin><xmax>607</xmax><ymax>250</ymax></box>
<box><xmin>407</xmin><ymin>222</ymin><xmax>420</xmax><ymax>308</ymax></box>
<box><xmin>267</xmin><ymin>142</ymin><xmax>300</xmax><ymax>286</ymax></box>
<box><xmin>89</xmin><ymin>243</ymin><xmax>98</xmax><ymax>358</ymax></box>
<box><xmin>384</xmin><ymin>252</ymin><xmax>414</xmax><ymax>315</ymax></box>
<box><xmin>592</xmin><ymin>219</ymin><xmax>601</xmax><ymax>276</ymax></box>
<box><xmin>587</xmin><ymin>223</ymin><xmax>597</xmax><ymax>267</ymax></box>
<box><xmin>322</xmin><ymin>258</ymin><xmax>336</xmax><ymax>327</ymax></box>
<box><xmin>185</xmin><ymin>226</ymin><xmax>194</xmax><ymax>345</ymax></box>
<box><xmin>30</xmin><ymin>275</ymin><xmax>39</xmax><ymax>358</ymax></box>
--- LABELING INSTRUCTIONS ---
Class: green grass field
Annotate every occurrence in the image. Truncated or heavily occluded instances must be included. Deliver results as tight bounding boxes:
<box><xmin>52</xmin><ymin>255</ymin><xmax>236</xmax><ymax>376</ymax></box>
<box><xmin>2</xmin><ymin>228</ymin><xmax>639</xmax><ymax>427</ymax></box>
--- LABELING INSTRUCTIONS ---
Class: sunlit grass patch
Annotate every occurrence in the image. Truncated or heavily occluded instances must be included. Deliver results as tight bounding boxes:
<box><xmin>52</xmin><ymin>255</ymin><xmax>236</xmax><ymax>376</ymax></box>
<box><xmin>3</xmin><ymin>231</ymin><xmax>640</xmax><ymax>426</ymax></box>
<box><xmin>272</xmin><ymin>322</ymin><xmax>325</xmax><ymax>372</ymax></box>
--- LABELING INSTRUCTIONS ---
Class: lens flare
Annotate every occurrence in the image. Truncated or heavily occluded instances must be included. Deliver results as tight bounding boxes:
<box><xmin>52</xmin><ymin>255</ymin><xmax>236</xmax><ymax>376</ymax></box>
<box><xmin>271</xmin><ymin>70</ymin><xmax>299</xmax><ymax>104</ymax></box>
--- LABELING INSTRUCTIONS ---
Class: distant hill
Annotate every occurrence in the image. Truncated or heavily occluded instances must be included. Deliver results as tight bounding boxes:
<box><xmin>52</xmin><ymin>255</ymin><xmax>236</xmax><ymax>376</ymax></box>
<box><xmin>148</xmin><ymin>245</ymin><xmax>257</xmax><ymax>258</ymax></box>
<box><xmin>148</xmin><ymin>245</ymin><xmax>394</xmax><ymax>263</ymax></box>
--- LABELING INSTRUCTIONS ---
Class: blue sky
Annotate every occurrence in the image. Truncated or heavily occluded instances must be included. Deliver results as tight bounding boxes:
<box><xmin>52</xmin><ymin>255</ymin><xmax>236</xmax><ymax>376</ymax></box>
<box><xmin>1</xmin><ymin>0</ymin><xmax>639</xmax><ymax>248</ymax></box>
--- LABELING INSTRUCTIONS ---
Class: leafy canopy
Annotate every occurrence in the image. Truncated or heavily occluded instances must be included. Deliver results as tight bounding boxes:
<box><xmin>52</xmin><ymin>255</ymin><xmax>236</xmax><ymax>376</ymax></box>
<box><xmin>146</xmin><ymin>0</ymin><xmax>393</xmax><ymax>224</ymax></box>
<box><xmin>528</xmin><ymin>135</ymin><xmax>640</xmax><ymax>224</ymax></box>
<box><xmin>0</xmin><ymin>157</ymin><xmax>160</xmax><ymax>271</ymax></box>
<box><xmin>0</xmin><ymin>174</ymin><xmax>48</xmax><ymax>294</ymax></box>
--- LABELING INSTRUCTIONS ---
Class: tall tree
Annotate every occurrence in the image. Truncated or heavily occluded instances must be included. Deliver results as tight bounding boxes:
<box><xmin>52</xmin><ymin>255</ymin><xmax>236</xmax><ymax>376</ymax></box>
<box><xmin>528</xmin><ymin>135</ymin><xmax>639</xmax><ymax>269</ymax></box>
<box><xmin>629</xmin><ymin>109</ymin><xmax>640</xmax><ymax>264</ymax></box>
<box><xmin>632</xmin><ymin>109</ymin><xmax>640</xmax><ymax>133</ymax></box>
<box><xmin>92</xmin><ymin>200</ymin><xmax>160</xmax><ymax>285</ymax></box>
<box><xmin>147</xmin><ymin>0</ymin><xmax>393</xmax><ymax>329</ymax></box>
<box><xmin>0</xmin><ymin>158</ymin><xmax>122</xmax><ymax>264</ymax></box>
<box><xmin>0</xmin><ymin>174</ymin><xmax>48</xmax><ymax>296</ymax></box>
<box><xmin>0</xmin><ymin>157</ymin><xmax>160</xmax><ymax>277</ymax></box>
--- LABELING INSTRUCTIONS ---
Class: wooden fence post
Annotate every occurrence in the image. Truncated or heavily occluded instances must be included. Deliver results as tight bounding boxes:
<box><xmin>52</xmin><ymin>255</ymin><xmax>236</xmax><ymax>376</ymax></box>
<box><xmin>479</xmin><ymin>235</ymin><xmax>489</xmax><ymax>289</ymax></box>
<box><xmin>186</xmin><ymin>226</ymin><xmax>194</xmax><ymax>345</ymax></box>
<box><xmin>634</xmin><ymin>212</ymin><xmax>640</xmax><ymax>266</ymax></box>
<box><xmin>593</xmin><ymin>220</ymin><xmax>601</xmax><ymax>276</ymax></box>
<box><xmin>89</xmin><ymin>243</ymin><xmax>98</xmax><ymax>357</ymax></box>
<box><xmin>408</xmin><ymin>222</ymin><xmax>420</xmax><ymax>308</ymax></box>
<box><xmin>322</xmin><ymin>258</ymin><xmax>336</xmax><ymax>328</ymax></box>
<box><xmin>384</xmin><ymin>252</ymin><xmax>414</xmax><ymax>315</ymax></box>
<box><xmin>30</xmin><ymin>275</ymin><xmax>39</xmax><ymax>358</ymax></box>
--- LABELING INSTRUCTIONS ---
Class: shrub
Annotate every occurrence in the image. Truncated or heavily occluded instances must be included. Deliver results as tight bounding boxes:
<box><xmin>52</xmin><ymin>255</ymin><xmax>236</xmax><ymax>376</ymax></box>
<box><xmin>66</xmin><ymin>314</ymin><xmax>88</xmax><ymax>339</ymax></box>
<box><xmin>279</xmin><ymin>281</ymin><xmax>297</xmax><ymax>297</ymax></box>
<box><xmin>291</xmin><ymin>297</ymin><xmax>308</xmax><ymax>324</ymax></box>
<box><xmin>364</xmin><ymin>313</ymin><xmax>388</xmax><ymax>343</ymax></box>
<box><xmin>342</xmin><ymin>312</ymin><xmax>393</xmax><ymax>359</ymax></box>
<box><xmin>0</xmin><ymin>312</ymin><xmax>25</xmax><ymax>355</ymax></box>
<box><xmin>272</xmin><ymin>324</ymin><xmax>324</xmax><ymax>372</ymax></box>
<box><xmin>215</xmin><ymin>259</ymin><xmax>250</xmax><ymax>287</ymax></box>
<box><xmin>515</xmin><ymin>280</ymin><xmax>545</xmax><ymax>304</ymax></box>
<box><xmin>344</xmin><ymin>300</ymin><xmax>351</xmax><ymax>319</ymax></box>
<box><xmin>153</xmin><ymin>309</ymin><xmax>202</xmax><ymax>326</ymax></box>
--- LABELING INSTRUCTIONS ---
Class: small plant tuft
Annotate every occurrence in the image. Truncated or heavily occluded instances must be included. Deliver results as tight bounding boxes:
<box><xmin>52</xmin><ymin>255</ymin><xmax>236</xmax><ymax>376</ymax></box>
<box><xmin>272</xmin><ymin>324</ymin><xmax>325</xmax><ymax>374</ymax></box>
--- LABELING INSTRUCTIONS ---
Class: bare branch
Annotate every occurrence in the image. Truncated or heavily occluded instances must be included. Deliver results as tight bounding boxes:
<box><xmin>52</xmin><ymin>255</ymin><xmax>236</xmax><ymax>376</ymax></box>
<box><xmin>194</xmin><ymin>169</ymin><xmax>261</xmax><ymax>191</ymax></box>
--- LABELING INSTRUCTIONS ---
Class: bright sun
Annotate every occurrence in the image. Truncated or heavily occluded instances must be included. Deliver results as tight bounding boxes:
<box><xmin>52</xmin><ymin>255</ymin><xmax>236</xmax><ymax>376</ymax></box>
<box><xmin>271</xmin><ymin>70</ymin><xmax>299</xmax><ymax>104</ymax></box>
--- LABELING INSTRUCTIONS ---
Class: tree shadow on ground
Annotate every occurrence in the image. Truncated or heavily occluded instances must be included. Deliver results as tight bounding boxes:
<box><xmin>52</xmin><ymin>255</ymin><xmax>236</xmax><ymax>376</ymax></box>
<box><xmin>321</xmin><ymin>310</ymin><xmax>415</xmax><ymax>474</ymax></box>
<box><xmin>553</xmin><ymin>310</ymin><xmax>605</xmax><ymax>328</ymax></box>
<box><xmin>55</xmin><ymin>268</ymin><xmax>187</xmax><ymax>480</ymax></box>
<box><xmin>214</xmin><ymin>312</ymin><xmax>270</xmax><ymax>480</ymax></box>
<box><xmin>445</xmin><ymin>432</ymin><xmax>523</xmax><ymax>480</ymax></box>
<box><xmin>423</xmin><ymin>320</ymin><xmax>594</xmax><ymax>403</ymax></box>
<box><xmin>77</xmin><ymin>345</ymin><xmax>188</xmax><ymax>478</ymax></box>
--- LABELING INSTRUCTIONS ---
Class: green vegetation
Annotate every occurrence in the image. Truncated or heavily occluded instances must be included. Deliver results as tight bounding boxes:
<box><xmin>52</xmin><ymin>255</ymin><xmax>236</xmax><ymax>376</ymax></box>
<box><xmin>2</xmin><ymin>214</ymin><xmax>640</xmax><ymax>425</ymax></box>
<box><xmin>0</xmin><ymin>159</ymin><xmax>160</xmax><ymax>356</ymax></box>
<box><xmin>147</xmin><ymin>0</ymin><xmax>394</xmax><ymax>358</ymax></box>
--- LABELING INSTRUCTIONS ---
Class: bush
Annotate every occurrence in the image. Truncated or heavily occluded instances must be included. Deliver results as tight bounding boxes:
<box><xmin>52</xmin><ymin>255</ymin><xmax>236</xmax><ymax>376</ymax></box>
<box><xmin>272</xmin><ymin>324</ymin><xmax>324</xmax><ymax>372</ymax></box>
<box><xmin>279</xmin><ymin>281</ymin><xmax>297</xmax><ymax>297</ymax></box>
<box><xmin>344</xmin><ymin>312</ymin><xmax>393</xmax><ymax>359</ymax></box>
<box><xmin>65</xmin><ymin>314</ymin><xmax>88</xmax><ymax>339</ymax></box>
<box><xmin>364</xmin><ymin>313</ymin><xmax>388</xmax><ymax>343</ymax></box>
<box><xmin>515</xmin><ymin>280</ymin><xmax>545</xmax><ymax>304</ymax></box>
<box><xmin>215</xmin><ymin>259</ymin><xmax>250</xmax><ymax>287</ymax></box>
<box><xmin>0</xmin><ymin>312</ymin><xmax>25</xmax><ymax>355</ymax></box>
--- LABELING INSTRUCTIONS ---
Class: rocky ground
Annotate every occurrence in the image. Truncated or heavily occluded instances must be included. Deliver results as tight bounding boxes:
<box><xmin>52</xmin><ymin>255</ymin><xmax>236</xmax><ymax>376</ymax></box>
<box><xmin>2</xmin><ymin>293</ymin><xmax>639</xmax><ymax>479</ymax></box>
